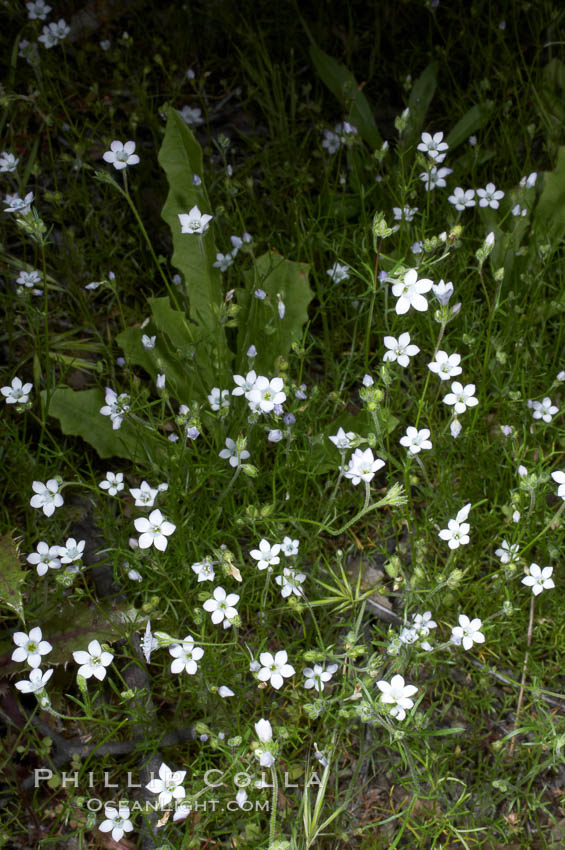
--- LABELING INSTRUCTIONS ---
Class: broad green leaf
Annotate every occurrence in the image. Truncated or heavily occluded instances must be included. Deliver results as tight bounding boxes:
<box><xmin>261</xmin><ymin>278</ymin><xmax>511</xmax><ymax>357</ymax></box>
<box><xmin>44</xmin><ymin>387</ymin><xmax>165</xmax><ymax>462</ymax></box>
<box><xmin>446</xmin><ymin>102</ymin><xmax>494</xmax><ymax>150</ymax></box>
<box><xmin>237</xmin><ymin>252</ymin><xmax>312</xmax><ymax>374</ymax></box>
<box><xmin>309</xmin><ymin>44</ymin><xmax>381</xmax><ymax>149</ymax></box>
<box><xmin>403</xmin><ymin>63</ymin><xmax>437</xmax><ymax>148</ymax></box>
<box><xmin>533</xmin><ymin>145</ymin><xmax>565</xmax><ymax>245</ymax></box>
<box><xmin>0</xmin><ymin>535</ymin><xmax>25</xmax><ymax>621</ymax></box>
<box><xmin>158</xmin><ymin>108</ymin><xmax>231</xmax><ymax>379</ymax></box>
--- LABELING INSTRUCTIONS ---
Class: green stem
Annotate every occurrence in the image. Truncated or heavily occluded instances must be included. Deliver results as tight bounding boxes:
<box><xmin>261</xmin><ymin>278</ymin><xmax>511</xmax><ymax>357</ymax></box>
<box><xmin>520</xmin><ymin>501</ymin><xmax>565</xmax><ymax>558</ymax></box>
<box><xmin>268</xmin><ymin>767</ymin><xmax>278</xmax><ymax>846</ymax></box>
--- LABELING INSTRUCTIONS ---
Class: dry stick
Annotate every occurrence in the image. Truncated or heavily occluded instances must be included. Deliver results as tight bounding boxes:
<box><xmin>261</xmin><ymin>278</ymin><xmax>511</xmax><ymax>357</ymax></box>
<box><xmin>509</xmin><ymin>594</ymin><xmax>536</xmax><ymax>758</ymax></box>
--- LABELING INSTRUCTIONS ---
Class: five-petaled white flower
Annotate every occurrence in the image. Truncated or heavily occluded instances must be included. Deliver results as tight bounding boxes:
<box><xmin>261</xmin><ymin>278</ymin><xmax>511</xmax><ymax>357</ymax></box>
<box><xmin>4</xmin><ymin>192</ymin><xmax>34</xmax><ymax>214</ymax></box>
<box><xmin>15</xmin><ymin>667</ymin><xmax>53</xmax><ymax>694</ymax></box>
<box><xmin>2</xmin><ymin>377</ymin><xmax>33</xmax><ymax>404</ymax></box>
<box><xmin>521</xmin><ymin>563</ymin><xmax>555</xmax><ymax>596</ymax></box>
<box><xmin>99</xmin><ymin>471</ymin><xmax>124</xmax><ymax>496</ymax></box>
<box><xmin>27</xmin><ymin>542</ymin><xmax>62</xmax><ymax>576</ymax></box>
<box><xmin>30</xmin><ymin>479</ymin><xmax>64</xmax><ymax>517</ymax></box>
<box><xmin>99</xmin><ymin>805</ymin><xmax>134</xmax><ymax>843</ymax></box>
<box><xmin>448</xmin><ymin>187</ymin><xmax>475</xmax><ymax>210</ymax></box>
<box><xmin>450</xmin><ymin>615</ymin><xmax>485</xmax><ymax>650</ymax></box>
<box><xmin>102</xmin><ymin>140</ymin><xmax>140</xmax><ymax>170</ymax></box>
<box><xmin>376</xmin><ymin>674</ymin><xmax>418</xmax><ymax>720</ymax></box>
<box><xmin>428</xmin><ymin>351</ymin><xmax>462</xmax><ymax>381</ymax></box>
<box><xmin>72</xmin><ymin>639</ymin><xmax>114</xmax><ymax>680</ymax></box>
<box><xmin>551</xmin><ymin>470</ymin><xmax>565</xmax><ymax>500</ymax></box>
<box><xmin>326</xmin><ymin>262</ymin><xmax>350</xmax><ymax>283</ymax></box>
<box><xmin>12</xmin><ymin>627</ymin><xmax>52</xmax><ymax>668</ymax></box>
<box><xmin>393</xmin><ymin>205</ymin><xmax>418</xmax><ymax>222</ymax></box>
<box><xmin>250</xmin><ymin>539</ymin><xmax>281</xmax><ymax>571</ymax></box>
<box><xmin>438</xmin><ymin>503</ymin><xmax>471</xmax><ymax>549</ymax></box>
<box><xmin>275</xmin><ymin>567</ymin><xmax>306</xmax><ymax>598</ymax></box>
<box><xmin>178</xmin><ymin>205</ymin><xmax>213</xmax><ymax>235</ymax></box>
<box><xmin>0</xmin><ymin>152</ymin><xmax>19</xmax><ymax>172</ymax></box>
<box><xmin>257</xmin><ymin>650</ymin><xmax>295</xmax><ymax>690</ymax></box>
<box><xmin>57</xmin><ymin>538</ymin><xmax>85</xmax><ymax>563</ymax></box>
<box><xmin>391</xmin><ymin>269</ymin><xmax>433</xmax><ymax>315</ymax></box>
<box><xmin>17</xmin><ymin>270</ymin><xmax>42</xmax><ymax>290</ymax></box>
<box><xmin>344</xmin><ymin>448</ymin><xmax>385</xmax><ymax>486</ymax></box>
<box><xmin>419</xmin><ymin>166</ymin><xmax>452</xmax><ymax>191</ymax></box>
<box><xmin>208</xmin><ymin>386</ymin><xmax>230</xmax><ymax>411</ymax></box>
<box><xmin>245</xmin><ymin>376</ymin><xmax>286</xmax><ymax>413</ymax></box>
<box><xmin>280</xmin><ymin>535</ymin><xmax>299</xmax><ymax>557</ymax></box>
<box><xmin>383</xmin><ymin>332</ymin><xmax>420</xmax><ymax>367</ymax></box>
<box><xmin>400</xmin><ymin>426</ymin><xmax>432</xmax><ymax>454</ymax></box>
<box><xmin>26</xmin><ymin>0</ymin><xmax>52</xmax><ymax>20</ymax></box>
<box><xmin>329</xmin><ymin>427</ymin><xmax>355</xmax><ymax>450</ymax></box>
<box><xmin>443</xmin><ymin>381</ymin><xmax>478</xmax><ymax>413</ymax></box>
<box><xmin>134</xmin><ymin>509</ymin><xmax>176</xmax><ymax>551</ymax></box>
<box><xmin>99</xmin><ymin>387</ymin><xmax>130</xmax><ymax>430</ymax></box>
<box><xmin>146</xmin><ymin>762</ymin><xmax>186</xmax><ymax>808</ymax></box>
<box><xmin>191</xmin><ymin>558</ymin><xmax>215</xmax><ymax>582</ymax></box>
<box><xmin>495</xmin><ymin>540</ymin><xmax>519</xmax><ymax>564</ymax></box>
<box><xmin>169</xmin><ymin>635</ymin><xmax>204</xmax><ymax>675</ymax></box>
<box><xmin>417</xmin><ymin>131</ymin><xmax>449</xmax><ymax>162</ymax></box>
<box><xmin>303</xmin><ymin>663</ymin><xmax>338</xmax><ymax>692</ymax></box>
<box><xmin>141</xmin><ymin>334</ymin><xmax>156</xmax><ymax>350</ymax></box>
<box><xmin>476</xmin><ymin>182</ymin><xmax>504</xmax><ymax>209</ymax></box>
<box><xmin>38</xmin><ymin>19</ymin><xmax>69</xmax><ymax>47</ymax></box>
<box><xmin>219</xmin><ymin>437</ymin><xmax>250</xmax><ymax>468</ymax></box>
<box><xmin>178</xmin><ymin>105</ymin><xmax>203</xmax><ymax>126</ymax></box>
<box><xmin>129</xmin><ymin>480</ymin><xmax>158</xmax><ymax>507</ymax></box>
<box><xmin>203</xmin><ymin>586</ymin><xmax>240</xmax><ymax>627</ymax></box>
<box><xmin>232</xmin><ymin>370</ymin><xmax>257</xmax><ymax>396</ymax></box>
<box><xmin>530</xmin><ymin>397</ymin><xmax>558</xmax><ymax>423</ymax></box>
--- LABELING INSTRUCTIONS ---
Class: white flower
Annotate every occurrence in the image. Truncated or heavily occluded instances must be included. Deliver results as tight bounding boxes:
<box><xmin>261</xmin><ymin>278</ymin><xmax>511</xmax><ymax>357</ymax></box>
<box><xmin>102</xmin><ymin>140</ymin><xmax>139</xmax><ymax>170</ymax></box>
<box><xmin>178</xmin><ymin>205</ymin><xmax>212</xmax><ymax>234</ymax></box>
<box><xmin>495</xmin><ymin>540</ymin><xmax>519</xmax><ymax>564</ymax></box>
<box><xmin>477</xmin><ymin>182</ymin><xmax>504</xmax><ymax>209</ymax></box>
<box><xmin>128</xmin><ymin>569</ymin><xmax>142</xmax><ymax>581</ymax></box>
<box><xmin>303</xmin><ymin>663</ymin><xmax>338</xmax><ymax>692</ymax></box>
<box><xmin>99</xmin><ymin>471</ymin><xmax>124</xmax><ymax>496</ymax></box>
<box><xmin>412</xmin><ymin>611</ymin><xmax>437</xmax><ymax>636</ymax></box>
<box><xmin>156</xmin><ymin>373</ymin><xmax>166</xmax><ymax>389</ymax></box>
<box><xmin>219</xmin><ymin>437</ymin><xmax>250</xmax><ymax>467</ymax></box>
<box><xmin>140</xmin><ymin>621</ymin><xmax>158</xmax><ymax>663</ymax></box>
<box><xmin>443</xmin><ymin>381</ymin><xmax>478</xmax><ymax>414</ymax></box>
<box><xmin>530</xmin><ymin>397</ymin><xmax>558</xmax><ymax>423</ymax></box>
<box><xmin>72</xmin><ymin>639</ymin><xmax>114</xmax><ymax>681</ymax></box>
<box><xmin>363</xmin><ymin>374</ymin><xmax>374</xmax><ymax>387</ymax></box>
<box><xmin>30</xmin><ymin>479</ymin><xmax>64</xmax><ymax>517</ymax></box>
<box><xmin>178</xmin><ymin>105</ymin><xmax>203</xmax><ymax>126</ymax></box>
<box><xmin>17</xmin><ymin>270</ymin><xmax>42</xmax><ymax>289</ymax></box>
<box><xmin>255</xmin><ymin>718</ymin><xmax>272</xmax><ymax>743</ymax></box>
<box><xmin>392</xmin><ymin>205</ymin><xmax>418</xmax><ymax>222</ymax></box>
<box><xmin>450</xmin><ymin>615</ymin><xmax>485</xmax><ymax>650</ymax></box>
<box><xmin>191</xmin><ymin>558</ymin><xmax>215</xmax><ymax>582</ymax></box>
<box><xmin>26</xmin><ymin>0</ymin><xmax>51</xmax><ymax>21</ymax></box>
<box><xmin>419</xmin><ymin>166</ymin><xmax>452</xmax><ymax>191</ymax></box>
<box><xmin>417</xmin><ymin>131</ymin><xmax>449</xmax><ymax>162</ymax></box>
<box><xmin>432</xmin><ymin>280</ymin><xmax>454</xmax><ymax>305</ymax></box>
<box><xmin>208</xmin><ymin>386</ymin><xmax>230</xmax><ymax>411</ymax></box>
<box><xmin>230</xmin><ymin>235</ymin><xmax>243</xmax><ymax>255</ymax></box>
<box><xmin>26</xmin><ymin>542</ymin><xmax>61</xmax><ymax>576</ymax></box>
<box><xmin>520</xmin><ymin>172</ymin><xmax>537</xmax><ymax>189</ymax></box>
<box><xmin>15</xmin><ymin>668</ymin><xmax>53</xmax><ymax>693</ymax></box>
<box><xmin>428</xmin><ymin>351</ymin><xmax>462</xmax><ymax>381</ymax></box>
<box><xmin>2</xmin><ymin>376</ymin><xmax>33</xmax><ymax>404</ymax></box>
<box><xmin>245</xmin><ymin>376</ymin><xmax>286</xmax><ymax>413</ymax></box>
<box><xmin>521</xmin><ymin>563</ymin><xmax>555</xmax><ymax>596</ymax></box>
<box><xmin>57</xmin><ymin>538</ymin><xmax>85</xmax><ymax>563</ymax></box>
<box><xmin>232</xmin><ymin>370</ymin><xmax>257</xmax><ymax>396</ymax></box>
<box><xmin>399</xmin><ymin>426</ymin><xmax>432</xmax><ymax>454</ymax></box>
<box><xmin>280</xmin><ymin>536</ymin><xmax>299</xmax><ymax>557</ymax></box>
<box><xmin>4</xmin><ymin>192</ymin><xmax>34</xmax><ymax>214</ymax></box>
<box><xmin>134</xmin><ymin>509</ymin><xmax>176</xmax><ymax>551</ymax></box>
<box><xmin>146</xmin><ymin>762</ymin><xmax>186</xmax><ymax>808</ymax></box>
<box><xmin>12</xmin><ymin>627</ymin><xmax>52</xmax><ymax>668</ymax></box>
<box><xmin>257</xmin><ymin>650</ymin><xmax>295</xmax><ymax>689</ymax></box>
<box><xmin>99</xmin><ymin>387</ymin><xmax>130</xmax><ymax>429</ymax></box>
<box><xmin>129</xmin><ymin>480</ymin><xmax>158</xmax><ymax>507</ymax></box>
<box><xmin>38</xmin><ymin>20</ymin><xmax>68</xmax><ymax>48</ymax></box>
<box><xmin>551</xmin><ymin>470</ymin><xmax>565</xmax><ymax>500</ymax></box>
<box><xmin>391</xmin><ymin>269</ymin><xmax>433</xmax><ymax>314</ymax></box>
<box><xmin>275</xmin><ymin>567</ymin><xmax>306</xmax><ymax>598</ymax></box>
<box><xmin>329</xmin><ymin>427</ymin><xmax>355</xmax><ymax>450</ymax></box>
<box><xmin>344</xmin><ymin>448</ymin><xmax>385</xmax><ymax>486</ymax></box>
<box><xmin>512</xmin><ymin>204</ymin><xmax>527</xmax><ymax>217</ymax></box>
<box><xmin>213</xmin><ymin>252</ymin><xmax>234</xmax><ymax>272</ymax></box>
<box><xmin>376</xmin><ymin>674</ymin><xmax>418</xmax><ymax>721</ymax></box>
<box><xmin>268</xmin><ymin>429</ymin><xmax>283</xmax><ymax>442</ymax></box>
<box><xmin>0</xmin><ymin>152</ymin><xmax>19</xmax><ymax>172</ymax></box>
<box><xmin>327</xmin><ymin>262</ymin><xmax>350</xmax><ymax>283</ymax></box>
<box><xmin>382</xmin><ymin>332</ymin><xmax>420</xmax><ymax>367</ymax></box>
<box><xmin>99</xmin><ymin>805</ymin><xmax>134</xmax><ymax>843</ymax></box>
<box><xmin>203</xmin><ymin>586</ymin><xmax>240</xmax><ymax>627</ymax></box>
<box><xmin>218</xmin><ymin>686</ymin><xmax>235</xmax><ymax>697</ymax></box>
<box><xmin>250</xmin><ymin>539</ymin><xmax>281</xmax><ymax>571</ymax></box>
<box><xmin>438</xmin><ymin>504</ymin><xmax>471</xmax><ymax>549</ymax></box>
<box><xmin>141</xmin><ymin>334</ymin><xmax>156</xmax><ymax>350</ymax></box>
<box><xmin>169</xmin><ymin>635</ymin><xmax>204</xmax><ymax>675</ymax></box>
<box><xmin>448</xmin><ymin>187</ymin><xmax>475</xmax><ymax>210</ymax></box>
<box><xmin>450</xmin><ymin>418</ymin><xmax>462</xmax><ymax>438</ymax></box>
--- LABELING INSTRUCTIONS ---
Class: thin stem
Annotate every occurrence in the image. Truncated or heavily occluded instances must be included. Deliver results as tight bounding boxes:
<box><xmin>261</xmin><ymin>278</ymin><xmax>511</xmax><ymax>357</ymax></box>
<box><xmin>268</xmin><ymin>766</ymin><xmax>278</xmax><ymax>846</ymax></box>
<box><xmin>509</xmin><ymin>593</ymin><xmax>535</xmax><ymax>757</ymax></box>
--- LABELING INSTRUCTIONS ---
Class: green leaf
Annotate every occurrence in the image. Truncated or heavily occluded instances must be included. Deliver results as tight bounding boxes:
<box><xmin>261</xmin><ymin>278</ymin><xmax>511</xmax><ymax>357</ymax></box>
<box><xmin>44</xmin><ymin>387</ymin><xmax>165</xmax><ymax>462</ymax></box>
<box><xmin>237</xmin><ymin>252</ymin><xmax>312</xmax><ymax>374</ymax></box>
<box><xmin>403</xmin><ymin>63</ymin><xmax>437</xmax><ymax>148</ymax></box>
<box><xmin>0</xmin><ymin>535</ymin><xmax>25</xmax><ymax>621</ymax></box>
<box><xmin>309</xmin><ymin>44</ymin><xmax>381</xmax><ymax>149</ymax></box>
<box><xmin>158</xmin><ymin>108</ymin><xmax>231</xmax><ymax>378</ymax></box>
<box><xmin>446</xmin><ymin>102</ymin><xmax>494</xmax><ymax>150</ymax></box>
<box><xmin>533</xmin><ymin>145</ymin><xmax>565</xmax><ymax>245</ymax></box>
